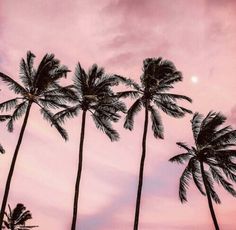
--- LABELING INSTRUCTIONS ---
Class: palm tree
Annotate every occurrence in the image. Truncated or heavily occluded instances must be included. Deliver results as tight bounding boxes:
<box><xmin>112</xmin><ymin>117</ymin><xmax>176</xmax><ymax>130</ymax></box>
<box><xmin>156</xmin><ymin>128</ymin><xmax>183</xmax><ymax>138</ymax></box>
<box><xmin>0</xmin><ymin>51</ymin><xmax>73</xmax><ymax>228</ymax></box>
<box><xmin>3</xmin><ymin>203</ymin><xmax>38</xmax><ymax>230</ymax></box>
<box><xmin>169</xmin><ymin>111</ymin><xmax>236</xmax><ymax>230</ymax></box>
<box><xmin>54</xmin><ymin>63</ymin><xmax>126</xmax><ymax>230</ymax></box>
<box><xmin>117</xmin><ymin>57</ymin><xmax>192</xmax><ymax>230</ymax></box>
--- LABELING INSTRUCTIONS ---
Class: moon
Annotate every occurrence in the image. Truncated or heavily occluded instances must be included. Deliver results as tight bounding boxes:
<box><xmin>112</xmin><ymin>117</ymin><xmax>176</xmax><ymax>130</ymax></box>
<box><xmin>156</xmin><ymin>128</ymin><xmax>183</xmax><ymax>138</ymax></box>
<box><xmin>191</xmin><ymin>75</ymin><xmax>198</xmax><ymax>84</ymax></box>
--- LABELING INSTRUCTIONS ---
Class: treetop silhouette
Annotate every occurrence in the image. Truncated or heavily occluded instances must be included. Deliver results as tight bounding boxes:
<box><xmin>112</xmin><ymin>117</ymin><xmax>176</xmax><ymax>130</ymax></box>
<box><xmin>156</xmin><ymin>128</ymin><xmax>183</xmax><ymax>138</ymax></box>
<box><xmin>170</xmin><ymin>111</ymin><xmax>236</xmax><ymax>230</ymax></box>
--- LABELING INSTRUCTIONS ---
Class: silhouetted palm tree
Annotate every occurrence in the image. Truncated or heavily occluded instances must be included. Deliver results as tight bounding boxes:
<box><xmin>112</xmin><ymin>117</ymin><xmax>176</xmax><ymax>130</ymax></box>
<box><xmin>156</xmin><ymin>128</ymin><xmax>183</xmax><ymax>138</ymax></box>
<box><xmin>54</xmin><ymin>63</ymin><xmax>126</xmax><ymax>230</ymax></box>
<box><xmin>117</xmin><ymin>57</ymin><xmax>192</xmax><ymax>230</ymax></box>
<box><xmin>169</xmin><ymin>111</ymin><xmax>236</xmax><ymax>230</ymax></box>
<box><xmin>0</xmin><ymin>51</ymin><xmax>73</xmax><ymax>228</ymax></box>
<box><xmin>3</xmin><ymin>203</ymin><xmax>38</xmax><ymax>229</ymax></box>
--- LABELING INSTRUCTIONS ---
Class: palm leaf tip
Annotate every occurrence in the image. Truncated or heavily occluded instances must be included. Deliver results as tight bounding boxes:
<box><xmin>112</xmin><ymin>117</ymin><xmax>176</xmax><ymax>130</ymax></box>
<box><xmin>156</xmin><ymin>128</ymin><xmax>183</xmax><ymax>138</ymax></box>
<box><xmin>0</xmin><ymin>144</ymin><xmax>5</xmax><ymax>154</ymax></box>
<box><xmin>124</xmin><ymin>98</ymin><xmax>142</xmax><ymax>130</ymax></box>
<box><xmin>0</xmin><ymin>115</ymin><xmax>11</xmax><ymax>122</ymax></box>
<box><xmin>149</xmin><ymin>105</ymin><xmax>164</xmax><ymax>139</ymax></box>
<box><xmin>40</xmin><ymin>108</ymin><xmax>68</xmax><ymax>141</ymax></box>
<box><xmin>178</xmin><ymin>161</ymin><xmax>193</xmax><ymax>203</ymax></box>
<box><xmin>92</xmin><ymin>114</ymin><xmax>119</xmax><ymax>141</ymax></box>
<box><xmin>169</xmin><ymin>153</ymin><xmax>190</xmax><ymax>164</ymax></box>
<box><xmin>176</xmin><ymin>142</ymin><xmax>191</xmax><ymax>151</ymax></box>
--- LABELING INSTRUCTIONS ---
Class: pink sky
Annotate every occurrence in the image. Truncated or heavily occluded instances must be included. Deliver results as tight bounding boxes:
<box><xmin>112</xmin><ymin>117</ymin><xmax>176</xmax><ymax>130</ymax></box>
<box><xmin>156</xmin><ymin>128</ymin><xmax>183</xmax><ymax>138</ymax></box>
<box><xmin>1</xmin><ymin>0</ymin><xmax>236</xmax><ymax>229</ymax></box>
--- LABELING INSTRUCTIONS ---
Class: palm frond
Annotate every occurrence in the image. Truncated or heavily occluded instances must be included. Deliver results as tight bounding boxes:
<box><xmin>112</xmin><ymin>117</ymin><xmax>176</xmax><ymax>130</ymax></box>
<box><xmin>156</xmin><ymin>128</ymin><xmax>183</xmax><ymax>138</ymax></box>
<box><xmin>210</xmin><ymin>166</ymin><xmax>236</xmax><ymax>197</ymax></box>
<box><xmin>214</xmin><ymin>149</ymin><xmax>236</xmax><ymax>157</ymax></box>
<box><xmin>19</xmin><ymin>51</ymin><xmax>35</xmax><ymax>89</ymax></box>
<box><xmin>7</xmin><ymin>101</ymin><xmax>28</xmax><ymax>132</ymax></box>
<box><xmin>26</xmin><ymin>51</ymin><xmax>36</xmax><ymax>76</ymax></box>
<box><xmin>191</xmin><ymin>160</ymin><xmax>206</xmax><ymax>196</ymax></box>
<box><xmin>191</xmin><ymin>112</ymin><xmax>204</xmax><ymax>143</ymax></box>
<box><xmin>38</xmin><ymin>98</ymin><xmax>68</xmax><ymax>109</ymax></box>
<box><xmin>73</xmin><ymin>62</ymin><xmax>88</xmax><ymax>94</ymax></box>
<box><xmin>222</xmin><ymin>167</ymin><xmax>236</xmax><ymax>183</ymax></box>
<box><xmin>39</xmin><ymin>107</ymin><xmax>68</xmax><ymax>140</ymax></box>
<box><xmin>49</xmin><ymin>65</ymin><xmax>70</xmax><ymax>80</ymax></box>
<box><xmin>0</xmin><ymin>143</ymin><xmax>5</xmax><ymax>154</ymax></box>
<box><xmin>93</xmin><ymin>106</ymin><xmax>120</xmax><ymax>122</ymax></box>
<box><xmin>211</xmin><ymin>130</ymin><xmax>236</xmax><ymax>147</ymax></box>
<box><xmin>197</xmin><ymin>111</ymin><xmax>227</xmax><ymax>145</ymax></box>
<box><xmin>0</xmin><ymin>115</ymin><xmax>11</xmax><ymax>122</ymax></box>
<box><xmin>114</xmin><ymin>75</ymin><xmax>141</xmax><ymax>91</ymax></box>
<box><xmin>154</xmin><ymin>100</ymin><xmax>186</xmax><ymax>118</ymax></box>
<box><xmin>33</xmin><ymin>53</ymin><xmax>68</xmax><ymax>93</ymax></box>
<box><xmin>204</xmin><ymin>170</ymin><xmax>221</xmax><ymax>204</ymax></box>
<box><xmin>53</xmin><ymin>106</ymin><xmax>80</xmax><ymax>124</ymax></box>
<box><xmin>159</xmin><ymin>74</ymin><xmax>182</xmax><ymax>85</ymax></box>
<box><xmin>92</xmin><ymin>113</ymin><xmax>119</xmax><ymax>141</ymax></box>
<box><xmin>152</xmin><ymin>84</ymin><xmax>174</xmax><ymax>92</ymax></box>
<box><xmin>176</xmin><ymin>142</ymin><xmax>191</xmax><ymax>151</ymax></box>
<box><xmin>0</xmin><ymin>72</ymin><xmax>27</xmax><ymax>95</ymax></box>
<box><xmin>88</xmin><ymin>64</ymin><xmax>104</xmax><ymax>86</ymax></box>
<box><xmin>124</xmin><ymin>98</ymin><xmax>142</xmax><ymax>130</ymax></box>
<box><xmin>93</xmin><ymin>75</ymin><xmax>119</xmax><ymax>94</ymax></box>
<box><xmin>156</xmin><ymin>93</ymin><xmax>192</xmax><ymax>103</ymax></box>
<box><xmin>0</xmin><ymin>98</ymin><xmax>22</xmax><ymax>112</ymax></box>
<box><xmin>179</xmin><ymin>161</ymin><xmax>192</xmax><ymax>203</ymax></box>
<box><xmin>116</xmin><ymin>90</ymin><xmax>140</xmax><ymax>99</ymax></box>
<box><xmin>169</xmin><ymin>153</ymin><xmax>192</xmax><ymax>164</ymax></box>
<box><xmin>149</xmin><ymin>105</ymin><xmax>164</xmax><ymax>139</ymax></box>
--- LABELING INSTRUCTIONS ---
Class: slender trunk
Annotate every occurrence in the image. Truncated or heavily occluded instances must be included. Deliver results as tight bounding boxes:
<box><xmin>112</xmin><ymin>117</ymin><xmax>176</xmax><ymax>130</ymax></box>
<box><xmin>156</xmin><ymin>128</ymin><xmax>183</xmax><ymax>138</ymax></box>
<box><xmin>200</xmin><ymin>161</ymin><xmax>220</xmax><ymax>230</ymax></box>
<box><xmin>0</xmin><ymin>102</ymin><xmax>32</xmax><ymax>228</ymax></box>
<box><xmin>133</xmin><ymin>104</ymin><xmax>149</xmax><ymax>230</ymax></box>
<box><xmin>71</xmin><ymin>110</ymin><xmax>87</xmax><ymax>230</ymax></box>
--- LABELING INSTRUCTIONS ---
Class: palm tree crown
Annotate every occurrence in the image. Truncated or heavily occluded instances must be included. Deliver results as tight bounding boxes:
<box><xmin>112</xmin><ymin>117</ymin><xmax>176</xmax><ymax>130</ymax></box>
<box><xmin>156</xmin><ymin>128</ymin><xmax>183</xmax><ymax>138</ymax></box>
<box><xmin>118</xmin><ymin>57</ymin><xmax>192</xmax><ymax>138</ymax></box>
<box><xmin>0</xmin><ymin>51</ymin><xmax>74</xmax><ymax>139</ymax></box>
<box><xmin>55</xmin><ymin>63</ymin><xmax>126</xmax><ymax>140</ymax></box>
<box><xmin>170</xmin><ymin>111</ymin><xmax>236</xmax><ymax>203</ymax></box>
<box><xmin>169</xmin><ymin>111</ymin><xmax>236</xmax><ymax>230</ymax></box>
<box><xmin>3</xmin><ymin>203</ymin><xmax>38</xmax><ymax>229</ymax></box>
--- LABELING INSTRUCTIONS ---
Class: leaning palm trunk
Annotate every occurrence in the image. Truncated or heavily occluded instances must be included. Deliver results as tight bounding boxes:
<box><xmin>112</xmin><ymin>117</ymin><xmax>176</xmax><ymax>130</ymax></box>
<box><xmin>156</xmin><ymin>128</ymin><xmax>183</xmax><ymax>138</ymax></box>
<box><xmin>133</xmin><ymin>104</ymin><xmax>149</xmax><ymax>230</ymax></box>
<box><xmin>71</xmin><ymin>110</ymin><xmax>87</xmax><ymax>230</ymax></box>
<box><xmin>0</xmin><ymin>102</ymin><xmax>32</xmax><ymax>228</ymax></box>
<box><xmin>200</xmin><ymin>162</ymin><xmax>220</xmax><ymax>230</ymax></box>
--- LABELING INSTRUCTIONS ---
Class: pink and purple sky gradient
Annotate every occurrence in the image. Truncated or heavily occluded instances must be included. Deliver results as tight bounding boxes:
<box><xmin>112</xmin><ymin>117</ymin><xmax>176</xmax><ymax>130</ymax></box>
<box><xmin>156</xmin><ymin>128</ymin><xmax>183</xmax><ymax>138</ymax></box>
<box><xmin>1</xmin><ymin>0</ymin><xmax>236</xmax><ymax>229</ymax></box>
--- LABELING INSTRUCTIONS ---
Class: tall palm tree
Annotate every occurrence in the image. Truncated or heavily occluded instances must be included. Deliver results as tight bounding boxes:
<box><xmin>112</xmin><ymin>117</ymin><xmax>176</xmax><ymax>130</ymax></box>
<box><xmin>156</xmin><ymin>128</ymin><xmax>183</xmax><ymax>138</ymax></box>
<box><xmin>0</xmin><ymin>51</ymin><xmax>73</xmax><ymax>228</ymax></box>
<box><xmin>3</xmin><ymin>203</ymin><xmax>38</xmax><ymax>230</ymax></box>
<box><xmin>117</xmin><ymin>57</ymin><xmax>192</xmax><ymax>230</ymax></box>
<box><xmin>54</xmin><ymin>63</ymin><xmax>126</xmax><ymax>230</ymax></box>
<box><xmin>169</xmin><ymin>111</ymin><xmax>236</xmax><ymax>230</ymax></box>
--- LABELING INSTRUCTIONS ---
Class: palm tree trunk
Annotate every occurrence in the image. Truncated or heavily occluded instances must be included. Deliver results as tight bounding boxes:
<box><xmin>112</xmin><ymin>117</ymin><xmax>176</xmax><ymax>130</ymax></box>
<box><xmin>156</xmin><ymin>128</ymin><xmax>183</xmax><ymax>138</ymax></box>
<box><xmin>200</xmin><ymin>161</ymin><xmax>220</xmax><ymax>230</ymax></box>
<box><xmin>0</xmin><ymin>102</ymin><xmax>32</xmax><ymax>228</ymax></box>
<box><xmin>71</xmin><ymin>110</ymin><xmax>87</xmax><ymax>230</ymax></box>
<box><xmin>133</xmin><ymin>104</ymin><xmax>149</xmax><ymax>230</ymax></box>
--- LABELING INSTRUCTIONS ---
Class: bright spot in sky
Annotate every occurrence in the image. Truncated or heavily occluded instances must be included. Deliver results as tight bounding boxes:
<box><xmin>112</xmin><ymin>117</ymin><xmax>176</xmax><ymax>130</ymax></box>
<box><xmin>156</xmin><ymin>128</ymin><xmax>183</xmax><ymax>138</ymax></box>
<box><xmin>191</xmin><ymin>75</ymin><xmax>198</xmax><ymax>84</ymax></box>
